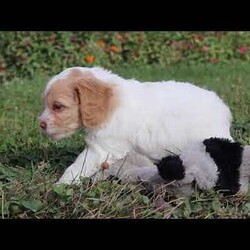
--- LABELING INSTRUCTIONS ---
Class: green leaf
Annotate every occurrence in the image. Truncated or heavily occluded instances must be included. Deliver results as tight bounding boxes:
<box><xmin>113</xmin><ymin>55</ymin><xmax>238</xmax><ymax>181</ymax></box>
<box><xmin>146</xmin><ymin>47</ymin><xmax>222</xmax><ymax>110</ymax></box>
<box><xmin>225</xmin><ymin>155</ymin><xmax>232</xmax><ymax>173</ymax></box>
<box><xmin>212</xmin><ymin>200</ymin><xmax>221</xmax><ymax>211</ymax></box>
<box><xmin>20</xmin><ymin>200</ymin><xmax>44</xmax><ymax>212</ymax></box>
<box><xmin>82</xmin><ymin>203</ymin><xmax>89</xmax><ymax>210</ymax></box>
<box><xmin>191</xmin><ymin>203</ymin><xmax>203</xmax><ymax>213</ymax></box>
<box><xmin>183</xmin><ymin>199</ymin><xmax>192</xmax><ymax>217</ymax></box>
<box><xmin>244</xmin><ymin>202</ymin><xmax>250</xmax><ymax>211</ymax></box>
<box><xmin>142</xmin><ymin>195</ymin><xmax>150</xmax><ymax>205</ymax></box>
<box><xmin>66</xmin><ymin>188</ymin><xmax>74</xmax><ymax>197</ymax></box>
<box><xmin>9</xmin><ymin>204</ymin><xmax>22</xmax><ymax>214</ymax></box>
<box><xmin>52</xmin><ymin>184</ymin><xmax>67</xmax><ymax>197</ymax></box>
<box><xmin>88</xmin><ymin>191</ymin><xmax>97</xmax><ymax>198</ymax></box>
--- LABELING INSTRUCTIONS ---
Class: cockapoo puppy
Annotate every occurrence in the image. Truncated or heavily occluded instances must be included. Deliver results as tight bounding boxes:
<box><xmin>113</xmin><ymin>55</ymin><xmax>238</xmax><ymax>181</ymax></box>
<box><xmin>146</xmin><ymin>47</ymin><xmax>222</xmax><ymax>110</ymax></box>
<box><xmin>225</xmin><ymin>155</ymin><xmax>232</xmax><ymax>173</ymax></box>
<box><xmin>39</xmin><ymin>67</ymin><xmax>232</xmax><ymax>184</ymax></box>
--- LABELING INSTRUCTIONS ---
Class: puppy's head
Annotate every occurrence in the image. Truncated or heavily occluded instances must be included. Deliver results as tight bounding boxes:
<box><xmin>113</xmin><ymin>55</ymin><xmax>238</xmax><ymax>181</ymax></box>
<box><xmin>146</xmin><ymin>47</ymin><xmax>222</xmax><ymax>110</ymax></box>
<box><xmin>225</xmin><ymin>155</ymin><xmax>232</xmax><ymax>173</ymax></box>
<box><xmin>39</xmin><ymin>68</ymin><xmax>117</xmax><ymax>140</ymax></box>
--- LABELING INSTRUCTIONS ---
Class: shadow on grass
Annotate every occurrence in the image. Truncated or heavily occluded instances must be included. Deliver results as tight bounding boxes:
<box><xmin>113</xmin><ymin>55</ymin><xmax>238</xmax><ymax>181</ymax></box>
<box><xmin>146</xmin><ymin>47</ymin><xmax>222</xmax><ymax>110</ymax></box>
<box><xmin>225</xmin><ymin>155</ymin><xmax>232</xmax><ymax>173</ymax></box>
<box><xmin>0</xmin><ymin>144</ymin><xmax>83</xmax><ymax>172</ymax></box>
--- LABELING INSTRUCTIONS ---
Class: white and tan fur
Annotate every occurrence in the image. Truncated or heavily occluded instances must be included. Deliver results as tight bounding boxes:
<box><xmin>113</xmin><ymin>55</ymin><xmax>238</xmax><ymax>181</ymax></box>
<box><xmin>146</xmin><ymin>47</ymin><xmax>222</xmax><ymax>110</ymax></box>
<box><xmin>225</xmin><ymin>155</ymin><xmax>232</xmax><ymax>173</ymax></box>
<box><xmin>39</xmin><ymin>66</ymin><xmax>233</xmax><ymax>184</ymax></box>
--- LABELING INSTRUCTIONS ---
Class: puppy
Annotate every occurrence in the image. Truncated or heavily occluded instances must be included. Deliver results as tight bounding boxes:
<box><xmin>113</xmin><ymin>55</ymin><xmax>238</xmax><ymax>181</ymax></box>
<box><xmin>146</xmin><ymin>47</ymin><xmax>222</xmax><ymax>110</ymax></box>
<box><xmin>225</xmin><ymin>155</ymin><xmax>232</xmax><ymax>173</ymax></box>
<box><xmin>39</xmin><ymin>67</ymin><xmax>233</xmax><ymax>184</ymax></box>
<box><xmin>156</xmin><ymin>138</ymin><xmax>250</xmax><ymax>196</ymax></box>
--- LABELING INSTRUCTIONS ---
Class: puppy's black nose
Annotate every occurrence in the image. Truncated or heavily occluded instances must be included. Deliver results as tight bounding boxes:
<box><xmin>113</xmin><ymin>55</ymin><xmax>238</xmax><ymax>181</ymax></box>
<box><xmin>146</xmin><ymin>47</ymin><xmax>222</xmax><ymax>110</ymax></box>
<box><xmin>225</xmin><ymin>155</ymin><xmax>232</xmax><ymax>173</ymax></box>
<box><xmin>40</xmin><ymin>121</ymin><xmax>47</xmax><ymax>130</ymax></box>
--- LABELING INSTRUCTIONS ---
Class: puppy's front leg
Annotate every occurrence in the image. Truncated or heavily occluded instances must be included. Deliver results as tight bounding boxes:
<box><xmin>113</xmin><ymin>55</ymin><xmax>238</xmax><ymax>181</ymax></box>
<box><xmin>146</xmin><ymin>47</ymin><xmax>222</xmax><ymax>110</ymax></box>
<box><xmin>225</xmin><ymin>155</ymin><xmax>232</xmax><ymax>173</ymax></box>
<box><xmin>56</xmin><ymin>145</ymin><xmax>124</xmax><ymax>185</ymax></box>
<box><xmin>57</xmin><ymin>146</ymin><xmax>108</xmax><ymax>185</ymax></box>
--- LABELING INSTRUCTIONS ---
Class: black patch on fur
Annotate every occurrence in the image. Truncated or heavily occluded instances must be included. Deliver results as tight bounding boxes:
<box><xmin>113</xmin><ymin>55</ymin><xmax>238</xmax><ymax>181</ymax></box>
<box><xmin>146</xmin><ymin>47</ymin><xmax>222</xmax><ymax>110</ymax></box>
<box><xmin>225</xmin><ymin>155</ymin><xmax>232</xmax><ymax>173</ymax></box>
<box><xmin>203</xmin><ymin>137</ymin><xmax>243</xmax><ymax>195</ymax></box>
<box><xmin>156</xmin><ymin>155</ymin><xmax>185</xmax><ymax>181</ymax></box>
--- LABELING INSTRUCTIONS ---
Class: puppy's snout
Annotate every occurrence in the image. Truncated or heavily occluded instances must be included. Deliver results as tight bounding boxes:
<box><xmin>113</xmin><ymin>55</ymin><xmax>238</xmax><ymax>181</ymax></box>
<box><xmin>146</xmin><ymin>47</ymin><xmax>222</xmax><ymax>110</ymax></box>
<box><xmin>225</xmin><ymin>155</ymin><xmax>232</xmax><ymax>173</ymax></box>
<box><xmin>40</xmin><ymin>121</ymin><xmax>47</xmax><ymax>130</ymax></box>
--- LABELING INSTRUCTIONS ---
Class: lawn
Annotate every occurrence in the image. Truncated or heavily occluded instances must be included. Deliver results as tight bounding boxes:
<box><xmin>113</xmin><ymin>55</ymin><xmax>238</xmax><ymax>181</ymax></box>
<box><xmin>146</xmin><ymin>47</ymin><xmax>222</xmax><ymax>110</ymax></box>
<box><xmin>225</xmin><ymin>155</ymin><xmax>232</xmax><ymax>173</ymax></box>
<box><xmin>1</xmin><ymin>62</ymin><xmax>250</xmax><ymax>219</ymax></box>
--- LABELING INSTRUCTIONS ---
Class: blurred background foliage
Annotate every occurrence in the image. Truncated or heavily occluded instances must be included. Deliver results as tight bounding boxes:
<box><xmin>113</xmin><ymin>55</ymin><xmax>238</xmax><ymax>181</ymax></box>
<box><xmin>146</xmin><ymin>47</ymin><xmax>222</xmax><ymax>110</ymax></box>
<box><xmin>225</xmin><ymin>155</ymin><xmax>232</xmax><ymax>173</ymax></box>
<box><xmin>0</xmin><ymin>31</ymin><xmax>250</xmax><ymax>82</ymax></box>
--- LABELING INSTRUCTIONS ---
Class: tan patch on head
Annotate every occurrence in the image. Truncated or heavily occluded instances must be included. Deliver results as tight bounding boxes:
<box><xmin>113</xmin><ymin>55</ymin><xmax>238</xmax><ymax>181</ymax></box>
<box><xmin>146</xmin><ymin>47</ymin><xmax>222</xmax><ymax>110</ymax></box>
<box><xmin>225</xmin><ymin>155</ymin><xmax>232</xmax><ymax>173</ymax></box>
<box><xmin>44</xmin><ymin>68</ymin><xmax>118</xmax><ymax>131</ymax></box>
<box><xmin>43</xmin><ymin>70</ymin><xmax>83</xmax><ymax>136</ymax></box>
<box><xmin>45</xmin><ymin>69</ymin><xmax>88</xmax><ymax>107</ymax></box>
<box><xmin>74</xmin><ymin>72</ymin><xmax>118</xmax><ymax>128</ymax></box>
<box><xmin>66</xmin><ymin>68</ymin><xmax>85</xmax><ymax>79</ymax></box>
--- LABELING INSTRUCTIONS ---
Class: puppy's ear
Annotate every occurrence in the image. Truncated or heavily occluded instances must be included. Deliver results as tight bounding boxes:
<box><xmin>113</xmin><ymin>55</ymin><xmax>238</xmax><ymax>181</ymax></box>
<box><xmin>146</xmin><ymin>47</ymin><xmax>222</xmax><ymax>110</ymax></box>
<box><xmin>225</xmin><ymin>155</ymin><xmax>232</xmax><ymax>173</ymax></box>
<box><xmin>74</xmin><ymin>76</ymin><xmax>114</xmax><ymax>128</ymax></box>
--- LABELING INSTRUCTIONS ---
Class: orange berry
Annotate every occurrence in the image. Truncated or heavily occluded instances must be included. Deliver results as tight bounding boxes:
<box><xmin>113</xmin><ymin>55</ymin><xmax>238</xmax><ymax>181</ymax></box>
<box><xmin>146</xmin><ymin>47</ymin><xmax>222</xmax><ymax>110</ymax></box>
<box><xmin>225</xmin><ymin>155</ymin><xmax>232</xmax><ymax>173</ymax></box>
<box><xmin>85</xmin><ymin>55</ymin><xmax>95</xmax><ymax>63</ymax></box>
<box><xmin>110</xmin><ymin>45</ymin><xmax>118</xmax><ymax>52</ymax></box>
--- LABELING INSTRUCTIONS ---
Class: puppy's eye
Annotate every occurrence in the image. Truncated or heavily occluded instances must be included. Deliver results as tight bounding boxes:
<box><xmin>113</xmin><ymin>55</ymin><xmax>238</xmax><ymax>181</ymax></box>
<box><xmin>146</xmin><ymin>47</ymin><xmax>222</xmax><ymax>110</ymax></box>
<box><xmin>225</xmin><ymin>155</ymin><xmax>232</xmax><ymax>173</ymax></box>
<box><xmin>52</xmin><ymin>102</ymin><xmax>64</xmax><ymax>112</ymax></box>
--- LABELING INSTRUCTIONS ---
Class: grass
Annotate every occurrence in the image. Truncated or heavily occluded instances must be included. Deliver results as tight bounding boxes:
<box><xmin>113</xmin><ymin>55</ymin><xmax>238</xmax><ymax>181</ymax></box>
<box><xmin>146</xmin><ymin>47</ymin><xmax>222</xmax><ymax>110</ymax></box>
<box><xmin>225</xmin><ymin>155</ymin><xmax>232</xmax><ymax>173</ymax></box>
<box><xmin>1</xmin><ymin>61</ymin><xmax>250</xmax><ymax>219</ymax></box>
